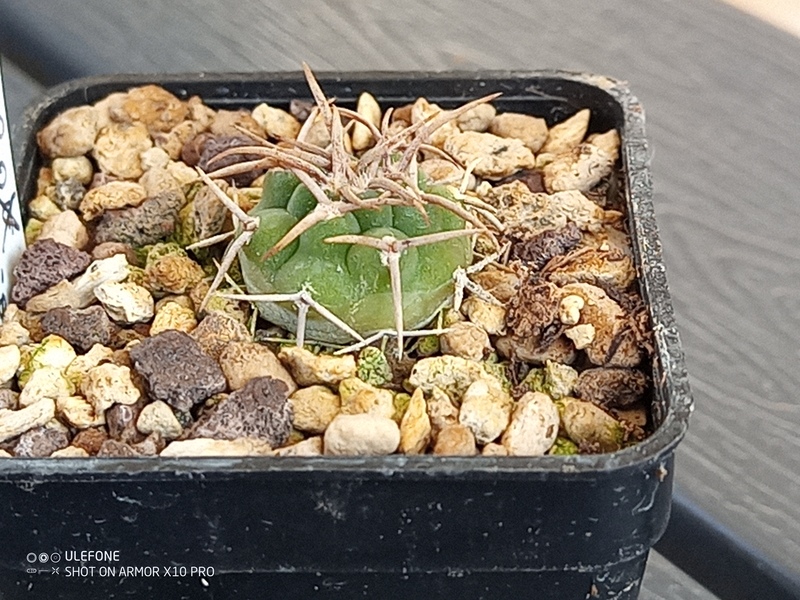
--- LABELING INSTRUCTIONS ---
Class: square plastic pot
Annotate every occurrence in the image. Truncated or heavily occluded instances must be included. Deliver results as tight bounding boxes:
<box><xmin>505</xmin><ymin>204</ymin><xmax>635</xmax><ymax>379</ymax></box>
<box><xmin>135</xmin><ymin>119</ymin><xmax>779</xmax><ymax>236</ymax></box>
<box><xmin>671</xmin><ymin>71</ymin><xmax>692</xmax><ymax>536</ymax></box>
<box><xmin>0</xmin><ymin>71</ymin><xmax>693</xmax><ymax>600</ymax></box>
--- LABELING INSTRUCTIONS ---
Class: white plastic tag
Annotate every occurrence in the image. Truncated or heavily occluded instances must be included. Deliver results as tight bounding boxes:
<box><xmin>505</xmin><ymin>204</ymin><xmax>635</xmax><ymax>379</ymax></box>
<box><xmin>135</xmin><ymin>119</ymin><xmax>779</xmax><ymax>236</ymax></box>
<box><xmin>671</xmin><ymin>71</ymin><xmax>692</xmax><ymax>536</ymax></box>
<box><xmin>0</xmin><ymin>59</ymin><xmax>27</xmax><ymax>318</ymax></box>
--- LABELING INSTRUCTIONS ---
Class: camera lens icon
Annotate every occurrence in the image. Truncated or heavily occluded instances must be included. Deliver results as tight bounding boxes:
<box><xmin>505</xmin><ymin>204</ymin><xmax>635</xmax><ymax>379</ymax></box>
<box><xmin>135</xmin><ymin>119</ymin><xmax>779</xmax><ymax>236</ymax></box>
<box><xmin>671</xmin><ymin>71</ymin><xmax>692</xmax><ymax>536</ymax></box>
<box><xmin>38</xmin><ymin>553</ymin><xmax>49</xmax><ymax>564</ymax></box>
<box><xmin>26</xmin><ymin>553</ymin><xmax>37</xmax><ymax>563</ymax></box>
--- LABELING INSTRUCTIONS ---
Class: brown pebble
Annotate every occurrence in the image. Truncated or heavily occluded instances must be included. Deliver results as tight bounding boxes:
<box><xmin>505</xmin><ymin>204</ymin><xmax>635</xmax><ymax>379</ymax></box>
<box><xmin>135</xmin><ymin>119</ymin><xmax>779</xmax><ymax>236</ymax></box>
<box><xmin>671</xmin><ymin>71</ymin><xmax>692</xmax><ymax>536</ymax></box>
<box><xmin>11</xmin><ymin>239</ymin><xmax>91</xmax><ymax>307</ymax></box>
<box><xmin>71</xmin><ymin>427</ymin><xmax>110</xmax><ymax>455</ymax></box>
<box><xmin>92</xmin><ymin>242</ymin><xmax>139</xmax><ymax>266</ymax></box>
<box><xmin>97</xmin><ymin>439</ymin><xmax>140</xmax><ymax>457</ymax></box>
<box><xmin>13</xmin><ymin>424</ymin><xmax>71</xmax><ymax>457</ymax></box>
<box><xmin>433</xmin><ymin>424</ymin><xmax>478</xmax><ymax>456</ymax></box>
<box><xmin>41</xmin><ymin>306</ymin><xmax>119</xmax><ymax>353</ymax></box>
<box><xmin>129</xmin><ymin>330</ymin><xmax>227</xmax><ymax>412</ymax></box>
<box><xmin>106</xmin><ymin>401</ymin><xmax>146</xmax><ymax>444</ymax></box>
<box><xmin>94</xmin><ymin>192</ymin><xmax>183</xmax><ymax>247</ymax></box>
<box><xmin>191</xmin><ymin>377</ymin><xmax>292</xmax><ymax>447</ymax></box>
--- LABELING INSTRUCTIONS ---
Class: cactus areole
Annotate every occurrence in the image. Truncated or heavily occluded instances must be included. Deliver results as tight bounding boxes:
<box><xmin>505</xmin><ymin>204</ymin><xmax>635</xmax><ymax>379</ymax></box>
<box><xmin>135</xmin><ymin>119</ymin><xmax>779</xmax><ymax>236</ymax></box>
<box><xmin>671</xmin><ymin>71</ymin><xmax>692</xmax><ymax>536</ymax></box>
<box><xmin>240</xmin><ymin>171</ymin><xmax>473</xmax><ymax>342</ymax></box>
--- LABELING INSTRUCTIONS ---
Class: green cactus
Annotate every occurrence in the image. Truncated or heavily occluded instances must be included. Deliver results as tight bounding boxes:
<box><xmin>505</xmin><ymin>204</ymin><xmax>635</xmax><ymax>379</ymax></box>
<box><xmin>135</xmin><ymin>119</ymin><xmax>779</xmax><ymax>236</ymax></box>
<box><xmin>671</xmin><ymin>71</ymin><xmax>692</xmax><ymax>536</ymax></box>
<box><xmin>238</xmin><ymin>170</ymin><xmax>472</xmax><ymax>341</ymax></box>
<box><xmin>198</xmin><ymin>65</ymin><xmax>497</xmax><ymax>350</ymax></box>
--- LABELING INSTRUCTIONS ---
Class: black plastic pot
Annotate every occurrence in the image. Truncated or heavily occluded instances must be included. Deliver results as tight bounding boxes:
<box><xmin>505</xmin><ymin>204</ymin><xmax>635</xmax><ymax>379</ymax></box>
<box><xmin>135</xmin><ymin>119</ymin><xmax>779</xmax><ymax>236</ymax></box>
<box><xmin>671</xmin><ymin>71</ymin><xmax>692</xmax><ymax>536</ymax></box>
<box><xmin>1</xmin><ymin>72</ymin><xmax>692</xmax><ymax>600</ymax></box>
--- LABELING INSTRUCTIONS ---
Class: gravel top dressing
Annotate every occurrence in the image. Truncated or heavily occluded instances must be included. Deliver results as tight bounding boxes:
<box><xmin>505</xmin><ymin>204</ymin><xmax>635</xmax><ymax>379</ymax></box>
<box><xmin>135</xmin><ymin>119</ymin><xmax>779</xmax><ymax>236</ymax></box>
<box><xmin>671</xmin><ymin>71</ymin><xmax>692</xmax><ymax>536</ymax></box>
<box><xmin>0</xmin><ymin>67</ymin><xmax>656</xmax><ymax>459</ymax></box>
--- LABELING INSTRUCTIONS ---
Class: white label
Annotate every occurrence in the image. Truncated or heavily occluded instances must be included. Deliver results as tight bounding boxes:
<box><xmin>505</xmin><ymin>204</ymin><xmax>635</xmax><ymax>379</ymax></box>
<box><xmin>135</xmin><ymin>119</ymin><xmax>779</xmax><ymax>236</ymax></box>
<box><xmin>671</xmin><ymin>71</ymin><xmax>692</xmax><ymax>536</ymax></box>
<box><xmin>0</xmin><ymin>59</ymin><xmax>27</xmax><ymax>319</ymax></box>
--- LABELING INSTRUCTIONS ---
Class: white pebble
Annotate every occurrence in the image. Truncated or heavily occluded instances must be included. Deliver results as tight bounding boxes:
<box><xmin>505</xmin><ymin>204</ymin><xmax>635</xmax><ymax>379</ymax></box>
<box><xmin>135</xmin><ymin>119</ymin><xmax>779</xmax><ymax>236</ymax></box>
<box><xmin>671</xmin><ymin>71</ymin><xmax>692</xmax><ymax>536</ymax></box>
<box><xmin>95</xmin><ymin>281</ymin><xmax>154</xmax><ymax>324</ymax></box>
<box><xmin>502</xmin><ymin>392</ymin><xmax>559</xmax><ymax>456</ymax></box>
<box><xmin>324</xmin><ymin>414</ymin><xmax>400</xmax><ymax>456</ymax></box>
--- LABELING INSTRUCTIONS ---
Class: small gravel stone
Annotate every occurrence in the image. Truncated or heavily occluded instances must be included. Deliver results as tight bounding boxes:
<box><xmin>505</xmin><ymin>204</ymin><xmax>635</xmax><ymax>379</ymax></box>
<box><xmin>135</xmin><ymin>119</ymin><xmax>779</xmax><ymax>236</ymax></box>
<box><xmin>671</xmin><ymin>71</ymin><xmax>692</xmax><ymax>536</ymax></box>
<box><xmin>440</xmin><ymin>321</ymin><xmax>491</xmax><ymax>361</ymax></box>
<box><xmin>210</xmin><ymin>110</ymin><xmax>265</xmax><ymax>138</ymax></box>
<box><xmin>80</xmin><ymin>181</ymin><xmax>148</xmax><ymax>221</ymax></box>
<box><xmin>574</xmin><ymin>367</ymin><xmax>648</xmax><ymax>408</ymax></box>
<box><xmin>0</xmin><ymin>399</ymin><xmax>56</xmax><ymax>443</ymax></box>
<box><xmin>94</xmin><ymin>192</ymin><xmax>183</xmax><ymax>247</ymax></box>
<box><xmin>161</xmin><ymin>437</ymin><xmax>273</xmax><ymax>457</ymax></box>
<box><xmin>289</xmin><ymin>385</ymin><xmax>340</xmax><ymax>434</ymax></box>
<box><xmin>192</xmin><ymin>181</ymin><xmax>229</xmax><ymax>240</ymax></box>
<box><xmin>93</xmin><ymin>122</ymin><xmax>153</xmax><ymax>179</ymax></box>
<box><xmin>52</xmin><ymin>156</ymin><xmax>93</xmax><ymax>185</ymax></box>
<box><xmin>28</xmin><ymin>195</ymin><xmax>61</xmax><ymax>221</ymax></box>
<box><xmin>469</xmin><ymin>266</ymin><xmax>520</xmax><ymax>304</ymax></box>
<box><xmin>19</xmin><ymin>367</ymin><xmax>73</xmax><ymax>407</ymax></box>
<box><xmin>444</xmin><ymin>131</ymin><xmax>535</xmax><ymax>179</ymax></box>
<box><xmin>278</xmin><ymin>346</ymin><xmax>357</xmax><ymax>387</ymax></box>
<box><xmin>0</xmin><ymin>390</ymin><xmax>19</xmax><ymax>411</ymax></box>
<box><xmin>273</xmin><ymin>436</ymin><xmax>323</xmax><ymax>456</ymax></box>
<box><xmin>54</xmin><ymin>178</ymin><xmax>86</xmax><ymax>211</ymax></box>
<box><xmin>501</xmin><ymin>392</ymin><xmax>559</xmax><ymax>456</ymax></box>
<box><xmin>218</xmin><ymin>341</ymin><xmax>297</xmax><ymax>393</ymax></box>
<box><xmin>338</xmin><ymin>377</ymin><xmax>395</xmax><ymax>420</ymax></box>
<box><xmin>540</xmin><ymin>108</ymin><xmax>590</xmax><ymax>155</ymax></box>
<box><xmin>37</xmin><ymin>105</ymin><xmax>99</xmax><ymax>158</ymax></box>
<box><xmin>481</xmin><ymin>442</ymin><xmax>508</xmax><ymax>456</ymax></box>
<box><xmin>559</xmin><ymin>397</ymin><xmax>625</xmax><ymax>453</ymax></box>
<box><xmin>97</xmin><ymin>439</ymin><xmax>140</xmax><ymax>457</ymax></box>
<box><xmin>351</xmin><ymin>92</ymin><xmax>381</xmax><ymax>151</ymax></box>
<box><xmin>39</xmin><ymin>210</ymin><xmax>89</xmax><ymax>249</ymax></box>
<box><xmin>51</xmin><ymin>446</ymin><xmax>90</xmax><ymax>458</ymax></box>
<box><xmin>133</xmin><ymin>432</ymin><xmax>166</xmax><ymax>456</ymax></box>
<box><xmin>149</xmin><ymin>301</ymin><xmax>197</xmax><ymax>335</ymax></box>
<box><xmin>461</xmin><ymin>297</ymin><xmax>507</xmax><ymax>336</ymax></box>
<box><xmin>190</xmin><ymin>313</ymin><xmax>251</xmax><ymax>361</ymax></box>
<box><xmin>510</xmin><ymin>222</ymin><xmax>582</xmax><ymax>270</ymax></box>
<box><xmin>191</xmin><ymin>377</ymin><xmax>291</xmax><ymax>447</ymax></box>
<box><xmin>252</xmin><ymin>103</ymin><xmax>301</xmax><ymax>140</ymax></box>
<box><xmin>106</xmin><ymin>401</ymin><xmax>145</xmax><ymax>444</ymax></box>
<box><xmin>489</xmin><ymin>113</ymin><xmax>548</xmax><ymax>152</ymax></box>
<box><xmin>69</xmin><ymin>254</ymin><xmax>131</xmax><ymax>309</ymax></box>
<box><xmin>426</xmin><ymin>386</ymin><xmax>460</xmax><ymax>437</ymax></box>
<box><xmin>82</xmin><ymin>363</ymin><xmax>141</xmax><ymax>413</ymax></box>
<box><xmin>120</xmin><ymin>85</ymin><xmax>189</xmax><ymax>134</ymax></box>
<box><xmin>456</xmin><ymin>103</ymin><xmax>497</xmax><ymax>132</ymax></box>
<box><xmin>458</xmin><ymin>377</ymin><xmax>513</xmax><ymax>444</ymax></box>
<box><xmin>0</xmin><ymin>320</ymin><xmax>30</xmax><ymax>347</ymax></box>
<box><xmin>71</xmin><ymin>427</ymin><xmax>109</xmax><ymax>455</ymax></box>
<box><xmin>13</xmin><ymin>422</ymin><xmax>71</xmax><ymax>457</ymax></box>
<box><xmin>91</xmin><ymin>242</ymin><xmax>138</xmax><ymax>264</ymax></box>
<box><xmin>399</xmin><ymin>388</ymin><xmax>431</xmax><ymax>454</ymax></box>
<box><xmin>153</xmin><ymin>293</ymin><xmax>193</xmax><ymax>313</ymax></box>
<box><xmin>144</xmin><ymin>251</ymin><xmax>205</xmax><ymax>296</ymax></box>
<box><xmin>63</xmin><ymin>344</ymin><xmax>114</xmax><ymax>389</ymax></box>
<box><xmin>408</xmin><ymin>356</ymin><xmax>488</xmax><ymax>404</ymax></box>
<box><xmin>41</xmin><ymin>306</ymin><xmax>118</xmax><ymax>353</ymax></box>
<box><xmin>11</xmin><ymin>239</ymin><xmax>91</xmax><ymax>307</ymax></box>
<box><xmin>136</xmin><ymin>400</ymin><xmax>183</xmax><ymax>440</ymax></box>
<box><xmin>433</xmin><ymin>424</ymin><xmax>478</xmax><ymax>456</ymax></box>
<box><xmin>25</xmin><ymin>282</ymin><xmax>82</xmax><ymax>314</ymax></box>
<box><xmin>0</xmin><ymin>345</ymin><xmax>20</xmax><ymax>385</ymax></box>
<box><xmin>324</xmin><ymin>414</ymin><xmax>400</xmax><ymax>456</ymax></box>
<box><xmin>356</xmin><ymin>346</ymin><xmax>393</xmax><ymax>387</ymax></box>
<box><xmin>129</xmin><ymin>330</ymin><xmax>227</xmax><ymax>412</ymax></box>
<box><xmin>418</xmin><ymin>159</ymin><xmax>473</xmax><ymax>188</ymax></box>
<box><xmin>197</xmin><ymin>135</ymin><xmax>265</xmax><ymax>187</ymax></box>
<box><xmin>57</xmin><ymin>395</ymin><xmax>106</xmax><ymax>429</ymax></box>
<box><xmin>95</xmin><ymin>282</ymin><xmax>154</xmax><ymax>324</ymax></box>
<box><xmin>543</xmin><ymin>143</ymin><xmax>615</xmax><ymax>194</ymax></box>
<box><xmin>16</xmin><ymin>334</ymin><xmax>77</xmax><ymax>387</ymax></box>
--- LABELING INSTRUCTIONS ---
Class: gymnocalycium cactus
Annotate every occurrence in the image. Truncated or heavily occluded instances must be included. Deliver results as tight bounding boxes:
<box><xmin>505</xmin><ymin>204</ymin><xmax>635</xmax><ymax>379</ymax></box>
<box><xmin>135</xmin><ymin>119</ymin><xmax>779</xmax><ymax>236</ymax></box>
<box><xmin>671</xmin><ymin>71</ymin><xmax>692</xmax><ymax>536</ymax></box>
<box><xmin>197</xmin><ymin>64</ymin><xmax>499</xmax><ymax>353</ymax></box>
